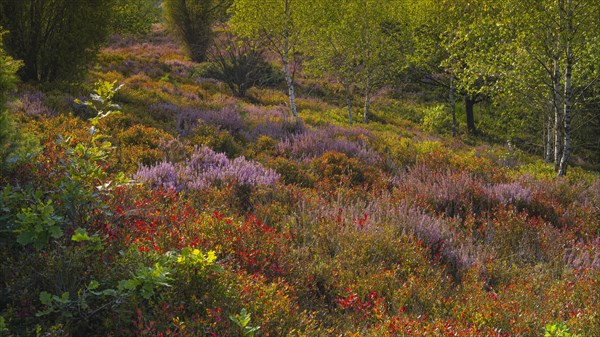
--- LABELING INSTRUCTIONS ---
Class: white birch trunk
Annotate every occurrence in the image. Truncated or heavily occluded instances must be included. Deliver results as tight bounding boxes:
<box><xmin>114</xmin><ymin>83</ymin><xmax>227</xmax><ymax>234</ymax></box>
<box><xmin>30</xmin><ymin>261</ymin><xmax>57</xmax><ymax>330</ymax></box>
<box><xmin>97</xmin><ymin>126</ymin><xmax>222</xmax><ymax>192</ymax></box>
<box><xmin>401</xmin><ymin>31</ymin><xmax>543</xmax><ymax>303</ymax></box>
<box><xmin>554</xmin><ymin>0</ymin><xmax>565</xmax><ymax>171</ymax></box>
<box><xmin>545</xmin><ymin>110</ymin><xmax>553</xmax><ymax>163</ymax></box>
<box><xmin>283</xmin><ymin>57</ymin><xmax>298</xmax><ymax>120</ymax></box>
<box><xmin>553</xmin><ymin>58</ymin><xmax>563</xmax><ymax>170</ymax></box>
<box><xmin>363</xmin><ymin>68</ymin><xmax>371</xmax><ymax>124</ymax></box>
<box><xmin>558</xmin><ymin>0</ymin><xmax>573</xmax><ymax>177</ymax></box>
<box><xmin>283</xmin><ymin>0</ymin><xmax>298</xmax><ymax>120</ymax></box>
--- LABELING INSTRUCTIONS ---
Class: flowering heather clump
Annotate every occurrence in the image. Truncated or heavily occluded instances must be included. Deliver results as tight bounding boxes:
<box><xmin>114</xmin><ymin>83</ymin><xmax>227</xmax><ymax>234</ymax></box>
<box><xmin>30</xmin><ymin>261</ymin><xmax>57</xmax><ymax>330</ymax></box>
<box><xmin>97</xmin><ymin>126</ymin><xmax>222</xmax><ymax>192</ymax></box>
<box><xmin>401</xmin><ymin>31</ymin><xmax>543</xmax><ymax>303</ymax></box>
<box><xmin>175</xmin><ymin>105</ymin><xmax>246</xmax><ymax>136</ymax></box>
<box><xmin>101</xmin><ymin>56</ymin><xmax>170</xmax><ymax>78</ymax></box>
<box><xmin>163</xmin><ymin>58</ymin><xmax>196</xmax><ymax>78</ymax></box>
<box><xmin>396</xmin><ymin>165</ymin><xmax>489</xmax><ymax>218</ymax></box>
<box><xmin>393</xmin><ymin>203</ymin><xmax>480</xmax><ymax>271</ymax></box>
<box><xmin>149</xmin><ymin>102</ymin><xmax>180</xmax><ymax>114</ymax></box>
<box><xmin>11</xmin><ymin>91</ymin><xmax>56</xmax><ymax>117</ymax></box>
<box><xmin>136</xmin><ymin>146</ymin><xmax>280</xmax><ymax>191</ymax></box>
<box><xmin>295</xmin><ymin>192</ymin><xmax>482</xmax><ymax>278</ymax></box>
<box><xmin>135</xmin><ymin>161</ymin><xmax>179</xmax><ymax>190</ymax></box>
<box><xmin>486</xmin><ymin>181</ymin><xmax>532</xmax><ymax>205</ymax></box>
<box><xmin>278</xmin><ymin>125</ymin><xmax>381</xmax><ymax>165</ymax></box>
<box><xmin>198</xmin><ymin>106</ymin><xmax>245</xmax><ymax>133</ymax></box>
<box><xmin>225</xmin><ymin>157</ymin><xmax>283</xmax><ymax>186</ymax></box>
<box><xmin>250</xmin><ymin>118</ymin><xmax>307</xmax><ymax>140</ymax></box>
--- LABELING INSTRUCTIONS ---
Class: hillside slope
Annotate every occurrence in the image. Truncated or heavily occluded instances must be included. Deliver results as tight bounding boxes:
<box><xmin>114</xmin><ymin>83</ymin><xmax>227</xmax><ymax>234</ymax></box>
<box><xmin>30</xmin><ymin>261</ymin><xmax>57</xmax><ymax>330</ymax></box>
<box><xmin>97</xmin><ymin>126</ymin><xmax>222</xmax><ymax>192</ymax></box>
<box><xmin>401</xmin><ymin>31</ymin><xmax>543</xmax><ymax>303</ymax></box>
<box><xmin>1</xmin><ymin>27</ymin><xmax>598</xmax><ymax>337</ymax></box>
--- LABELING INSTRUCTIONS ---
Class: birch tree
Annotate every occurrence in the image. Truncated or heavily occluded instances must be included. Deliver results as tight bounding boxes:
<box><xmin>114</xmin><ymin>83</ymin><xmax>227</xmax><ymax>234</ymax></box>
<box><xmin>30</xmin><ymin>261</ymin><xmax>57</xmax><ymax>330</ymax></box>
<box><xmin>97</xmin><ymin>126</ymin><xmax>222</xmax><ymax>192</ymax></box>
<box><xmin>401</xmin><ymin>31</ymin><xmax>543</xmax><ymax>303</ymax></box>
<box><xmin>301</xmin><ymin>0</ymin><xmax>402</xmax><ymax>125</ymax></box>
<box><xmin>439</xmin><ymin>0</ymin><xmax>509</xmax><ymax>136</ymax></box>
<box><xmin>406</xmin><ymin>0</ymin><xmax>493</xmax><ymax>136</ymax></box>
<box><xmin>476</xmin><ymin>0</ymin><xmax>600</xmax><ymax>176</ymax></box>
<box><xmin>229</xmin><ymin>0</ymin><xmax>302</xmax><ymax>119</ymax></box>
<box><xmin>357</xmin><ymin>0</ymin><xmax>402</xmax><ymax>124</ymax></box>
<box><xmin>299</xmin><ymin>0</ymin><xmax>361</xmax><ymax>125</ymax></box>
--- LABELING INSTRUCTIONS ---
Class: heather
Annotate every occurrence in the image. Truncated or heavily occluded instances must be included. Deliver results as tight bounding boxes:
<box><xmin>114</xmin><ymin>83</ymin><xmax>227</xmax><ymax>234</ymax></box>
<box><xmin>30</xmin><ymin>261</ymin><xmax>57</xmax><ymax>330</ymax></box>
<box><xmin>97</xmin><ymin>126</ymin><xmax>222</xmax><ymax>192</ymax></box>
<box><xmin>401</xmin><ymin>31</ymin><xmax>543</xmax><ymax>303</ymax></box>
<box><xmin>135</xmin><ymin>145</ymin><xmax>280</xmax><ymax>191</ymax></box>
<box><xmin>0</xmin><ymin>24</ymin><xmax>598</xmax><ymax>337</ymax></box>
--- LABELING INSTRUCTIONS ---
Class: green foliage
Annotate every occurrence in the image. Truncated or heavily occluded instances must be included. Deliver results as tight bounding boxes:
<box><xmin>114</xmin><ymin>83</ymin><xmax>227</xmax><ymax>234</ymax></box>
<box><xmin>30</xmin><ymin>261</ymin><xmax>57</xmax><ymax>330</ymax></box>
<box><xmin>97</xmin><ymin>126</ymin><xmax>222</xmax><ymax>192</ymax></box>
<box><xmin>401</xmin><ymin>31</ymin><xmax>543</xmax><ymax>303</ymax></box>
<box><xmin>422</xmin><ymin>104</ymin><xmax>453</xmax><ymax>134</ymax></box>
<box><xmin>71</xmin><ymin>228</ymin><xmax>104</xmax><ymax>253</ymax></box>
<box><xmin>268</xmin><ymin>156</ymin><xmax>315</xmax><ymax>187</ymax></box>
<box><xmin>37</xmin><ymin>280</ymin><xmax>122</xmax><ymax>321</ymax></box>
<box><xmin>75</xmin><ymin>80</ymin><xmax>123</xmax><ymax>126</ymax></box>
<box><xmin>229</xmin><ymin>0</ymin><xmax>304</xmax><ymax>117</ymax></box>
<box><xmin>118</xmin><ymin>247</ymin><xmax>222</xmax><ymax>301</ymax></box>
<box><xmin>6</xmin><ymin>82</ymin><xmax>127</xmax><ymax>248</ymax></box>
<box><xmin>229</xmin><ymin>0</ymin><xmax>300</xmax><ymax>55</ymax></box>
<box><xmin>544</xmin><ymin>322</ymin><xmax>581</xmax><ymax>337</ymax></box>
<box><xmin>207</xmin><ymin>27</ymin><xmax>283</xmax><ymax>97</ymax></box>
<box><xmin>0</xmin><ymin>31</ymin><xmax>37</xmax><ymax>172</ymax></box>
<box><xmin>518</xmin><ymin>162</ymin><xmax>556</xmax><ymax>181</ymax></box>
<box><xmin>230</xmin><ymin>308</ymin><xmax>260</xmax><ymax>337</ymax></box>
<box><xmin>116</xmin><ymin>124</ymin><xmax>174</xmax><ymax>172</ymax></box>
<box><xmin>4</xmin><ymin>6</ymin><xmax>600</xmax><ymax>335</ymax></box>
<box><xmin>111</xmin><ymin>0</ymin><xmax>162</xmax><ymax>36</ymax></box>
<box><xmin>189</xmin><ymin>123</ymin><xmax>243</xmax><ymax>157</ymax></box>
<box><xmin>176</xmin><ymin>247</ymin><xmax>221</xmax><ymax>271</ymax></box>
<box><xmin>55</xmin><ymin>136</ymin><xmax>114</xmax><ymax>228</ymax></box>
<box><xmin>0</xmin><ymin>186</ymin><xmax>26</xmax><ymax>240</ymax></box>
<box><xmin>0</xmin><ymin>0</ymin><xmax>114</xmax><ymax>82</ymax></box>
<box><xmin>118</xmin><ymin>261</ymin><xmax>174</xmax><ymax>300</ymax></box>
<box><xmin>253</xmin><ymin>135</ymin><xmax>277</xmax><ymax>155</ymax></box>
<box><xmin>0</xmin><ymin>31</ymin><xmax>20</xmax><ymax>108</ymax></box>
<box><xmin>164</xmin><ymin>0</ymin><xmax>232</xmax><ymax>63</ymax></box>
<box><xmin>14</xmin><ymin>193</ymin><xmax>64</xmax><ymax>251</ymax></box>
<box><xmin>310</xmin><ymin>151</ymin><xmax>377</xmax><ymax>187</ymax></box>
<box><xmin>6</xmin><ymin>133</ymin><xmax>117</xmax><ymax>249</ymax></box>
<box><xmin>299</xmin><ymin>0</ymin><xmax>404</xmax><ymax>123</ymax></box>
<box><xmin>0</xmin><ymin>316</ymin><xmax>8</xmax><ymax>335</ymax></box>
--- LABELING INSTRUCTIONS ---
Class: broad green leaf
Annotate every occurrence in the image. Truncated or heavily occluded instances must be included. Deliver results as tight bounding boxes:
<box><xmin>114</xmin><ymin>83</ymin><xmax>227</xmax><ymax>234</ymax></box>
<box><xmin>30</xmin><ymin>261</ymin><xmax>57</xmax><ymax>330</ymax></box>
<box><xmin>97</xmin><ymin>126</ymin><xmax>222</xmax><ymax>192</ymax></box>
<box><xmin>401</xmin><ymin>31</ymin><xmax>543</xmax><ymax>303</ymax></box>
<box><xmin>39</xmin><ymin>291</ymin><xmax>52</xmax><ymax>305</ymax></box>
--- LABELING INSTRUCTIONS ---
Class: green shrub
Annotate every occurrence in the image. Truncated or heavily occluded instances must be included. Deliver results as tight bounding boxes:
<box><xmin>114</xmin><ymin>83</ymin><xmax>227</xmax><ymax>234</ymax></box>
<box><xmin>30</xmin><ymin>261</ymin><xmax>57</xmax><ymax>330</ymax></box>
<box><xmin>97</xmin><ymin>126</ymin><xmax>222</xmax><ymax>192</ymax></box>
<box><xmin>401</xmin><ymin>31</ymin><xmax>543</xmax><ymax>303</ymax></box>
<box><xmin>421</xmin><ymin>104</ymin><xmax>452</xmax><ymax>135</ymax></box>
<box><xmin>0</xmin><ymin>32</ymin><xmax>37</xmax><ymax>173</ymax></box>
<box><xmin>206</xmin><ymin>28</ymin><xmax>284</xmax><ymax>97</ymax></box>
<box><xmin>118</xmin><ymin>124</ymin><xmax>172</xmax><ymax>148</ymax></box>
<box><xmin>544</xmin><ymin>322</ymin><xmax>581</xmax><ymax>337</ymax></box>
<box><xmin>0</xmin><ymin>0</ymin><xmax>114</xmax><ymax>82</ymax></box>
<box><xmin>111</xmin><ymin>0</ymin><xmax>162</xmax><ymax>36</ymax></box>
<box><xmin>15</xmin><ymin>194</ymin><xmax>65</xmax><ymax>251</ymax></box>
<box><xmin>268</xmin><ymin>156</ymin><xmax>315</xmax><ymax>187</ymax></box>
<box><xmin>383</xmin><ymin>136</ymin><xmax>418</xmax><ymax>168</ymax></box>
<box><xmin>310</xmin><ymin>151</ymin><xmax>377</xmax><ymax>187</ymax></box>
<box><xmin>164</xmin><ymin>0</ymin><xmax>232</xmax><ymax>63</ymax></box>
<box><xmin>254</xmin><ymin>135</ymin><xmax>278</xmax><ymax>155</ymax></box>
<box><xmin>189</xmin><ymin>123</ymin><xmax>243</xmax><ymax>157</ymax></box>
<box><xmin>229</xmin><ymin>308</ymin><xmax>260</xmax><ymax>337</ymax></box>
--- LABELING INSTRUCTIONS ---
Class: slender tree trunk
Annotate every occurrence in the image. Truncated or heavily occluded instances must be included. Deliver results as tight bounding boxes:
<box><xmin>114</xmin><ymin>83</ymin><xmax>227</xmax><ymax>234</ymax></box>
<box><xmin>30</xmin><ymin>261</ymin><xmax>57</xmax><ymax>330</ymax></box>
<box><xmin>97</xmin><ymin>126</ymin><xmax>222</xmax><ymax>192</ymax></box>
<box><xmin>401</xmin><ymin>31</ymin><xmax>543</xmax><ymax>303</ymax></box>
<box><xmin>450</xmin><ymin>77</ymin><xmax>457</xmax><ymax>137</ymax></box>
<box><xmin>363</xmin><ymin>68</ymin><xmax>371</xmax><ymax>124</ymax></box>
<box><xmin>283</xmin><ymin>37</ymin><xmax>298</xmax><ymax>120</ymax></box>
<box><xmin>553</xmin><ymin>59</ymin><xmax>563</xmax><ymax>170</ymax></box>
<box><xmin>465</xmin><ymin>95</ymin><xmax>476</xmax><ymax>135</ymax></box>
<box><xmin>282</xmin><ymin>0</ymin><xmax>297</xmax><ymax>120</ymax></box>
<box><xmin>283</xmin><ymin>61</ymin><xmax>298</xmax><ymax>119</ymax></box>
<box><xmin>545</xmin><ymin>110</ymin><xmax>553</xmax><ymax>163</ymax></box>
<box><xmin>554</xmin><ymin>0</ymin><xmax>565</xmax><ymax>172</ymax></box>
<box><xmin>362</xmin><ymin>0</ymin><xmax>370</xmax><ymax>125</ymax></box>
<box><xmin>558</xmin><ymin>0</ymin><xmax>573</xmax><ymax>177</ymax></box>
